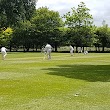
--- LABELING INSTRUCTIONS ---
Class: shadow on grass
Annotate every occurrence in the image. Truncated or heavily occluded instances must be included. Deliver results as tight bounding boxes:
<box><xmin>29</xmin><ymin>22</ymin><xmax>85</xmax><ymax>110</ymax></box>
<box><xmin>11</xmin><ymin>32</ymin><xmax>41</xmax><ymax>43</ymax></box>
<box><xmin>44</xmin><ymin>65</ymin><xmax>110</xmax><ymax>82</ymax></box>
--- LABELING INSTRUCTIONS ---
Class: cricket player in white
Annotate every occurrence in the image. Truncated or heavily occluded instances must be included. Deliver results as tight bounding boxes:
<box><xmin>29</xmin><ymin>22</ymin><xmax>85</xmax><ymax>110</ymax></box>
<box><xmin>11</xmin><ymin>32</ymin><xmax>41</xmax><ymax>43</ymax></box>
<box><xmin>1</xmin><ymin>47</ymin><xmax>7</xmax><ymax>60</ymax></box>
<box><xmin>70</xmin><ymin>45</ymin><xmax>74</xmax><ymax>56</ymax></box>
<box><xmin>41</xmin><ymin>46</ymin><xmax>47</xmax><ymax>59</ymax></box>
<box><xmin>84</xmin><ymin>50</ymin><xmax>88</xmax><ymax>54</ymax></box>
<box><xmin>45</xmin><ymin>44</ymin><xmax>52</xmax><ymax>59</ymax></box>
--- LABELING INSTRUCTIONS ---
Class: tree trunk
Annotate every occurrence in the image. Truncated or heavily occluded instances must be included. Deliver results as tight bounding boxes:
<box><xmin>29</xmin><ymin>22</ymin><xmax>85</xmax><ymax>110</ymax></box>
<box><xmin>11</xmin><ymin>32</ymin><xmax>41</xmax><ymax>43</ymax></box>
<box><xmin>54</xmin><ymin>41</ymin><xmax>58</xmax><ymax>52</ymax></box>
<box><xmin>9</xmin><ymin>45</ymin><xmax>12</xmax><ymax>52</ymax></box>
<box><xmin>102</xmin><ymin>46</ymin><xmax>104</xmax><ymax>52</ymax></box>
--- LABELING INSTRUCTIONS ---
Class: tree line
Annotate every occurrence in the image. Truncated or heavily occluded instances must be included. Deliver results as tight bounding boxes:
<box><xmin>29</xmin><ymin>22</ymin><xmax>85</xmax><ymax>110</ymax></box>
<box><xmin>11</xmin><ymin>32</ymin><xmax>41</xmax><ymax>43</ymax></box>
<box><xmin>0</xmin><ymin>1</ymin><xmax>110</xmax><ymax>52</ymax></box>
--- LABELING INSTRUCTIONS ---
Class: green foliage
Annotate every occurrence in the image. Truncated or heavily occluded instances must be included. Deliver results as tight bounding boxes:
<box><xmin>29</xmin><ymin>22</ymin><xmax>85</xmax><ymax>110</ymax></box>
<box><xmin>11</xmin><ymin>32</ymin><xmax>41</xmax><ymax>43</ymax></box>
<box><xmin>31</xmin><ymin>7</ymin><xmax>64</xmax><ymax>46</ymax></box>
<box><xmin>63</xmin><ymin>2</ymin><xmax>93</xmax><ymax>47</ymax></box>
<box><xmin>11</xmin><ymin>7</ymin><xmax>63</xmax><ymax>51</ymax></box>
<box><xmin>95</xmin><ymin>22</ymin><xmax>110</xmax><ymax>51</ymax></box>
<box><xmin>0</xmin><ymin>0</ymin><xmax>36</xmax><ymax>27</ymax></box>
<box><xmin>64</xmin><ymin>2</ymin><xmax>93</xmax><ymax>28</ymax></box>
<box><xmin>12</xmin><ymin>20</ymin><xmax>35</xmax><ymax>51</ymax></box>
<box><xmin>31</xmin><ymin>7</ymin><xmax>63</xmax><ymax>31</ymax></box>
<box><xmin>0</xmin><ymin>27</ymin><xmax>13</xmax><ymax>45</ymax></box>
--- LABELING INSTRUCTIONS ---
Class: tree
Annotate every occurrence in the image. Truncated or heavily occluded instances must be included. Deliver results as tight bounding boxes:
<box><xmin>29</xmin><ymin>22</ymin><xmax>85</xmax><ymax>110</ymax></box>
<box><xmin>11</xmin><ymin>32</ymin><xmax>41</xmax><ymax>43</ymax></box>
<box><xmin>12</xmin><ymin>20</ymin><xmax>34</xmax><ymax>52</ymax></box>
<box><xmin>0</xmin><ymin>0</ymin><xmax>37</xmax><ymax>50</ymax></box>
<box><xmin>107</xmin><ymin>28</ymin><xmax>110</xmax><ymax>48</ymax></box>
<box><xmin>0</xmin><ymin>27</ymin><xmax>13</xmax><ymax>47</ymax></box>
<box><xmin>0</xmin><ymin>0</ymin><xmax>36</xmax><ymax>27</ymax></box>
<box><xmin>63</xmin><ymin>2</ymin><xmax>93</xmax><ymax>51</ymax></box>
<box><xmin>95</xmin><ymin>21</ymin><xmax>109</xmax><ymax>52</ymax></box>
<box><xmin>31</xmin><ymin>7</ymin><xmax>63</xmax><ymax>51</ymax></box>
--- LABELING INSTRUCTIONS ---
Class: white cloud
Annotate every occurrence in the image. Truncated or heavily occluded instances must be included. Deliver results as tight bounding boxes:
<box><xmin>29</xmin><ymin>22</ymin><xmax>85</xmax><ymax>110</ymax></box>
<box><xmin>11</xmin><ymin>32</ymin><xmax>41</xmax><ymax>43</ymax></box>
<box><xmin>36</xmin><ymin>0</ymin><xmax>84</xmax><ymax>10</ymax></box>
<box><xmin>36</xmin><ymin>0</ymin><xmax>110</xmax><ymax>26</ymax></box>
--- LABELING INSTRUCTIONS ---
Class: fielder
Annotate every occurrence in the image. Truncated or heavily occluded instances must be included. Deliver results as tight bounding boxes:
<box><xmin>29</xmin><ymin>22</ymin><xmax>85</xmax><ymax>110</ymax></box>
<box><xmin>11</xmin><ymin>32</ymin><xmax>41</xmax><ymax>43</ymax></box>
<box><xmin>69</xmin><ymin>45</ymin><xmax>74</xmax><ymax>56</ymax></box>
<box><xmin>41</xmin><ymin>46</ymin><xmax>47</xmax><ymax>60</ymax></box>
<box><xmin>1</xmin><ymin>47</ymin><xmax>7</xmax><ymax>60</ymax></box>
<box><xmin>78</xmin><ymin>47</ymin><xmax>82</xmax><ymax>53</ymax></box>
<box><xmin>84</xmin><ymin>50</ymin><xmax>88</xmax><ymax>55</ymax></box>
<box><xmin>44</xmin><ymin>44</ymin><xmax>52</xmax><ymax>60</ymax></box>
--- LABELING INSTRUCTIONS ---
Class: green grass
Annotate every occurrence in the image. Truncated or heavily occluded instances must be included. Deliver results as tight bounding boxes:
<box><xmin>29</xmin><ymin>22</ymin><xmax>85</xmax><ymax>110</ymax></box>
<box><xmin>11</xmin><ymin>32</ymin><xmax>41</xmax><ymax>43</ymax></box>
<box><xmin>0</xmin><ymin>52</ymin><xmax>110</xmax><ymax>110</ymax></box>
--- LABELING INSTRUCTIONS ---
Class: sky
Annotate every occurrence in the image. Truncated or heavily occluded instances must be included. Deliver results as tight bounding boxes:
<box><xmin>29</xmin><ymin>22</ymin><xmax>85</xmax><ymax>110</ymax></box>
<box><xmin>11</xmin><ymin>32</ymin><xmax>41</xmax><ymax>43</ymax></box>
<box><xmin>36</xmin><ymin>0</ymin><xmax>110</xmax><ymax>27</ymax></box>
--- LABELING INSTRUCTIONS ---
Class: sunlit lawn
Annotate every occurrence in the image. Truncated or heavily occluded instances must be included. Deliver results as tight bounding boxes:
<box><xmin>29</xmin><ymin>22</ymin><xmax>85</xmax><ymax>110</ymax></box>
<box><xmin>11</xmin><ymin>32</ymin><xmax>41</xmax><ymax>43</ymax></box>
<box><xmin>0</xmin><ymin>52</ymin><xmax>110</xmax><ymax>110</ymax></box>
